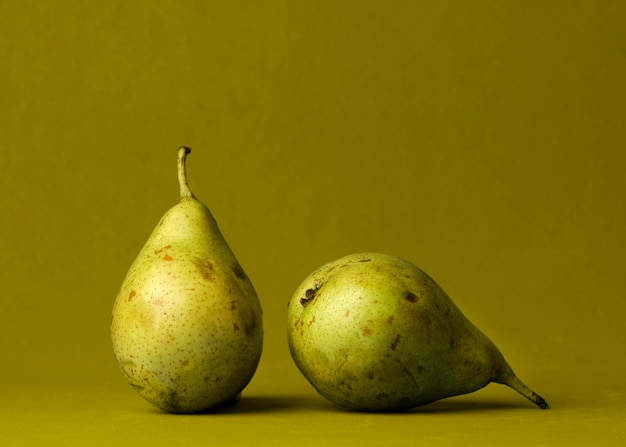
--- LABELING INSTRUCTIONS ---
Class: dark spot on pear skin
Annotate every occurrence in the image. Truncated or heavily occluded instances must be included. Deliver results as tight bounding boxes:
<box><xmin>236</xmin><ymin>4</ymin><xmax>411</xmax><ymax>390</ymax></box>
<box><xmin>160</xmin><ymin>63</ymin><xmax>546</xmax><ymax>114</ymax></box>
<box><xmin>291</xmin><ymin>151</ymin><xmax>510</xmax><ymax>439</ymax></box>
<box><xmin>128</xmin><ymin>290</ymin><xmax>137</xmax><ymax>301</ymax></box>
<box><xmin>387</xmin><ymin>315</ymin><xmax>395</xmax><ymax>324</ymax></box>
<box><xmin>300</xmin><ymin>285</ymin><xmax>320</xmax><ymax>307</ymax></box>
<box><xmin>244</xmin><ymin>317</ymin><xmax>258</xmax><ymax>337</ymax></box>
<box><xmin>159</xmin><ymin>389</ymin><xmax>186</xmax><ymax>413</ymax></box>
<box><xmin>391</xmin><ymin>334</ymin><xmax>401</xmax><ymax>350</ymax></box>
<box><xmin>193</xmin><ymin>259</ymin><xmax>216</xmax><ymax>281</ymax></box>
<box><xmin>229</xmin><ymin>300</ymin><xmax>237</xmax><ymax>310</ymax></box>
<box><xmin>130</xmin><ymin>382</ymin><xmax>145</xmax><ymax>392</ymax></box>
<box><xmin>233</xmin><ymin>323</ymin><xmax>240</xmax><ymax>331</ymax></box>
<box><xmin>358</xmin><ymin>258</ymin><xmax>372</xmax><ymax>262</ymax></box>
<box><xmin>405</xmin><ymin>292</ymin><xmax>418</xmax><ymax>303</ymax></box>
<box><xmin>232</xmin><ymin>264</ymin><xmax>247</xmax><ymax>280</ymax></box>
<box><xmin>449</xmin><ymin>337</ymin><xmax>455</xmax><ymax>349</ymax></box>
<box><xmin>162</xmin><ymin>254</ymin><xmax>174</xmax><ymax>261</ymax></box>
<box><xmin>362</xmin><ymin>326</ymin><xmax>372</xmax><ymax>336</ymax></box>
<box><xmin>338</xmin><ymin>380</ymin><xmax>353</xmax><ymax>391</ymax></box>
<box><xmin>154</xmin><ymin>245</ymin><xmax>172</xmax><ymax>255</ymax></box>
<box><xmin>416</xmin><ymin>365</ymin><xmax>425</xmax><ymax>374</ymax></box>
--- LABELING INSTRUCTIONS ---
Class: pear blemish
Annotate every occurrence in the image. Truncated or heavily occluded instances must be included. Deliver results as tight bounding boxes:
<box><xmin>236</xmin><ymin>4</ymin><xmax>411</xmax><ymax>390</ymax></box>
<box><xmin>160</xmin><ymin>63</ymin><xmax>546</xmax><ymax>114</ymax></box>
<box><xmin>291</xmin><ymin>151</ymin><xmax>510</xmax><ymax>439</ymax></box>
<box><xmin>287</xmin><ymin>252</ymin><xmax>549</xmax><ymax>411</ymax></box>
<box><xmin>390</xmin><ymin>334</ymin><xmax>401</xmax><ymax>351</ymax></box>
<box><xmin>111</xmin><ymin>147</ymin><xmax>263</xmax><ymax>414</ymax></box>
<box><xmin>232</xmin><ymin>264</ymin><xmax>247</xmax><ymax>280</ymax></box>
<box><xmin>192</xmin><ymin>258</ymin><xmax>216</xmax><ymax>281</ymax></box>
<box><xmin>300</xmin><ymin>280</ymin><xmax>324</xmax><ymax>307</ymax></box>
<box><xmin>405</xmin><ymin>292</ymin><xmax>418</xmax><ymax>303</ymax></box>
<box><xmin>300</xmin><ymin>289</ymin><xmax>316</xmax><ymax>307</ymax></box>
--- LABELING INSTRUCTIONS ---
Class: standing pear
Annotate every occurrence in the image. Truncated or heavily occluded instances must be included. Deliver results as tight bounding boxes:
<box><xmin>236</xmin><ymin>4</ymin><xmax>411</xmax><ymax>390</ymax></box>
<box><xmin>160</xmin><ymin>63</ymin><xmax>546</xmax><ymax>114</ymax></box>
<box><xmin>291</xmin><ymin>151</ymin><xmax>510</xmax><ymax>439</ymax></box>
<box><xmin>111</xmin><ymin>147</ymin><xmax>263</xmax><ymax>413</ymax></box>
<box><xmin>287</xmin><ymin>252</ymin><xmax>548</xmax><ymax>411</ymax></box>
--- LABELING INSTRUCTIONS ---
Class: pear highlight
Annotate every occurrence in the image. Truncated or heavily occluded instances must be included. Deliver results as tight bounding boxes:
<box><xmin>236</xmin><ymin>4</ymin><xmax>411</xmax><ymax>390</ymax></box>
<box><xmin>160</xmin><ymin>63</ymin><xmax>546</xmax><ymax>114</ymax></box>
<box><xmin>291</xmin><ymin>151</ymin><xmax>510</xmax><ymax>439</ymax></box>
<box><xmin>287</xmin><ymin>253</ymin><xmax>548</xmax><ymax>411</ymax></box>
<box><xmin>111</xmin><ymin>147</ymin><xmax>263</xmax><ymax>413</ymax></box>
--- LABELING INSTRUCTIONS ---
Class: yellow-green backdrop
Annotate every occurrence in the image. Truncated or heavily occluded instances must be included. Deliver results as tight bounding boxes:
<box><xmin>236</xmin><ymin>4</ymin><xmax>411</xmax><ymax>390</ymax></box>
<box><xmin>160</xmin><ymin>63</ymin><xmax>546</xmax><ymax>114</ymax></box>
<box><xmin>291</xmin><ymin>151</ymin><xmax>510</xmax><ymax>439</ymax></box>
<box><xmin>1</xmin><ymin>1</ymin><xmax>625</xmax><ymax>445</ymax></box>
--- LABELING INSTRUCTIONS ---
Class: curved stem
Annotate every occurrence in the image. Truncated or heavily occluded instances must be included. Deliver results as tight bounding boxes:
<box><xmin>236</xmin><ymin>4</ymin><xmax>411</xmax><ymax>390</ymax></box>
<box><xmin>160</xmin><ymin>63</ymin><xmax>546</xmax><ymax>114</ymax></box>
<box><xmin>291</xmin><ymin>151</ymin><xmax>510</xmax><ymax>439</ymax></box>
<box><xmin>494</xmin><ymin>364</ymin><xmax>550</xmax><ymax>409</ymax></box>
<box><xmin>177</xmin><ymin>146</ymin><xmax>194</xmax><ymax>199</ymax></box>
<box><xmin>503</xmin><ymin>374</ymin><xmax>550</xmax><ymax>409</ymax></box>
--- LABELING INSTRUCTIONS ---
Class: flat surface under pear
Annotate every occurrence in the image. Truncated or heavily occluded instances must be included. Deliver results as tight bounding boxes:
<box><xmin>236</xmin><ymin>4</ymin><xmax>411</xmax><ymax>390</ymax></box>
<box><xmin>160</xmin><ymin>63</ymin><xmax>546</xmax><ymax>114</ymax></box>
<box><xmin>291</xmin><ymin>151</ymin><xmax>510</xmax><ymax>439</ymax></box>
<box><xmin>1</xmin><ymin>368</ymin><xmax>623</xmax><ymax>447</ymax></box>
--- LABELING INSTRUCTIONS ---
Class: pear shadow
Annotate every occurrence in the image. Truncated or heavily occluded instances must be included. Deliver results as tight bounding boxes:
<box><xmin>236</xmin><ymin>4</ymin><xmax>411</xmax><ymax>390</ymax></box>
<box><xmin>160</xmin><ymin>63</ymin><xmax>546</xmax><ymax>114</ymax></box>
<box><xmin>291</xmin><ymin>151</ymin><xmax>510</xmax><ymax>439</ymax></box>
<box><xmin>205</xmin><ymin>395</ymin><xmax>335</xmax><ymax>414</ymax></box>
<box><xmin>364</xmin><ymin>399</ymin><xmax>538</xmax><ymax>415</ymax></box>
<box><xmin>147</xmin><ymin>394</ymin><xmax>335</xmax><ymax>416</ymax></box>
<box><xmin>145</xmin><ymin>394</ymin><xmax>540</xmax><ymax>416</ymax></box>
<box><xmin>309</xmin><ymin>394</ymin><xmax>542</xmax><ymax>415</ymax></box>
<box><xmin>413</xmin><ymin>399</ymin><xmax>534</xmax><ymax>414</ymax></box>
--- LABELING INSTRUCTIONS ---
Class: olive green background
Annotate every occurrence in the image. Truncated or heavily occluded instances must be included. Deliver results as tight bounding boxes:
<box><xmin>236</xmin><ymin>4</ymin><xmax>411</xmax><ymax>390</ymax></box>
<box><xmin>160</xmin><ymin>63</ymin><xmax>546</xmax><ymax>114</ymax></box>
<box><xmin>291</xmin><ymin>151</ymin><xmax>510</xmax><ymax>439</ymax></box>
<box><xmin>1</xmin><ymin>1</ymin><xmax>625</xmax><ymax>445</ymax></box>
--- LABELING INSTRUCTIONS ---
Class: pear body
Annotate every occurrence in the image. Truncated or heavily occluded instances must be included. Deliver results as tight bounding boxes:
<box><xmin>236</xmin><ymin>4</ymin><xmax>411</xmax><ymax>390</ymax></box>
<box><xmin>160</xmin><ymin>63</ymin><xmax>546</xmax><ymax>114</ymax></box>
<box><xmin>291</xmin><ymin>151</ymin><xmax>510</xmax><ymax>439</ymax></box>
<box><xmin>287</xmin><ymin>253</ymin><xmax>546</xmax><ymax>411</ymax></box>
<box><xmin>111</xmin><ymin>150</ymin><xmax>262</xmax><ymax>413</ymax></box>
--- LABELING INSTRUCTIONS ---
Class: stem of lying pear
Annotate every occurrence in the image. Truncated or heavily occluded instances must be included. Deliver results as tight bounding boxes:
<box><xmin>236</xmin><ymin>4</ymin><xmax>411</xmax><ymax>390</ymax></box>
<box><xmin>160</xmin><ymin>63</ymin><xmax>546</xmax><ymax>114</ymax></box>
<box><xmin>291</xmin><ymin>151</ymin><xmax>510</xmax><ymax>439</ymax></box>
<box><xmin>177</xmin><ymin>146</ymin><xmax>195</xmax><ymax>200</ymax></box>
<box><xmin>494</xmin><ymin>364</ymin><xmax>550</xmax><ymax>409</ymax></box>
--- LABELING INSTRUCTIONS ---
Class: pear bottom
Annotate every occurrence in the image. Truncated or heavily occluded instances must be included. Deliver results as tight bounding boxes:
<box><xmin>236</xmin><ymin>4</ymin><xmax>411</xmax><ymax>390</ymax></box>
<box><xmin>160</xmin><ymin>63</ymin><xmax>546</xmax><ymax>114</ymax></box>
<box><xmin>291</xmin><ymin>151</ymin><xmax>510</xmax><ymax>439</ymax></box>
<box><xmin>293</xmin><ymin>347</ymin><xmax>498</xmax><ymax>412</ymax></box>
<box><xmin>117</xmin><ymin>358</ymin><xmax>253</xmax><ymax>414</ymax></box>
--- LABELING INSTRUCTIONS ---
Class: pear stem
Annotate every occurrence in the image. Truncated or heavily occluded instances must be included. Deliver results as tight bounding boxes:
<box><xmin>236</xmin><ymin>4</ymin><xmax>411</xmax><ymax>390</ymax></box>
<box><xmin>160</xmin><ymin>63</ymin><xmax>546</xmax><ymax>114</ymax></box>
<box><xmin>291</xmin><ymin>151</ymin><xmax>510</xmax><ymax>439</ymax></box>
<box><xmin>495</xmin><ymin>366</ymin><xmax>550</xmax><ymax>409</ymax></box>
<box><xmin>177</xmin><ymin>146</ymin><xmax>194</xmax><ymax>200</ymax></box>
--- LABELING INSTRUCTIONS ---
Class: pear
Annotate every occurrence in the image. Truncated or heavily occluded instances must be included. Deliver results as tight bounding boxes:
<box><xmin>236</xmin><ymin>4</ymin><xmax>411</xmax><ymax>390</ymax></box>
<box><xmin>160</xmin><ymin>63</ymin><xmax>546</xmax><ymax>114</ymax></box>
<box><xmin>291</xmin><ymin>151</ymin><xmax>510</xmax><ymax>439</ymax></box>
<box><xmin>111</xmin><ymin>147</ymin><xmax>263</xmax><ymax>413</ymax></box>
<box><xmin>287</xmin><ymin>252</ymin><xmax>548</xmax><ymax>411</ymax></box>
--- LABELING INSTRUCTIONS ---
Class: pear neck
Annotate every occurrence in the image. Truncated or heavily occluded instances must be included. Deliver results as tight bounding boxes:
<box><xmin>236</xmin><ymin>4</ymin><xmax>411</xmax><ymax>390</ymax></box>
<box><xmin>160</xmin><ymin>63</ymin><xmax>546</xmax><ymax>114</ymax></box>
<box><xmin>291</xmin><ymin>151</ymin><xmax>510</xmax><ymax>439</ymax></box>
<box><xmin>177</xmin><ymin>146</ymin><xmax>195</xmax><ymax>200</ymax></box>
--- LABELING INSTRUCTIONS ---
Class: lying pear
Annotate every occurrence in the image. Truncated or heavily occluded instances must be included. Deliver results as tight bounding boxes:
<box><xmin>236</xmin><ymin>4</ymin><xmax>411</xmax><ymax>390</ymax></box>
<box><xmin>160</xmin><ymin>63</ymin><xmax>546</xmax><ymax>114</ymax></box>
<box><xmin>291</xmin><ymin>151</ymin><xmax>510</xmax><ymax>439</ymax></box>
<box><xmin>111</xmin><ymin>147</ymin><xmax>263</xmax><ymax>413</ymax></box>
<box><xmin>287</xmin><ymin>252</ymin><xmax>548</xmax><ymax>411</ymax></box>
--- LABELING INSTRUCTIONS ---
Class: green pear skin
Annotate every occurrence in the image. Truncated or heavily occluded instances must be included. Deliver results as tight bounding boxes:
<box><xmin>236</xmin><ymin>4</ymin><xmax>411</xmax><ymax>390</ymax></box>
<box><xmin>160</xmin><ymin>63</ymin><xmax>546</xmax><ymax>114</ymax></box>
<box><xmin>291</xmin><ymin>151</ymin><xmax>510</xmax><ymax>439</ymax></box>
<box><xmin>111</xmin><ymin>147</ymin><xmax>263</xmax><ymax>413</ymax></box>
<box><xmin>287</xmin><ymin>253</ymin><xmax>548</xmax><ymax>411</ymax></box>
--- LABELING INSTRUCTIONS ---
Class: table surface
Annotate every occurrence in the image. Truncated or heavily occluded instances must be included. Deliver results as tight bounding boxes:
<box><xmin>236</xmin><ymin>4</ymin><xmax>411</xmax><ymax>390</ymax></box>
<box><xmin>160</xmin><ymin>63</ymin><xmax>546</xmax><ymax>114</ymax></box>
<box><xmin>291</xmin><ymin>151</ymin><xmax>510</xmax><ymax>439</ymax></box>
<box><xmin>2</xmin><ymin>369</ymin><xmax>624</xmax><ymax>447</ymax></box>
